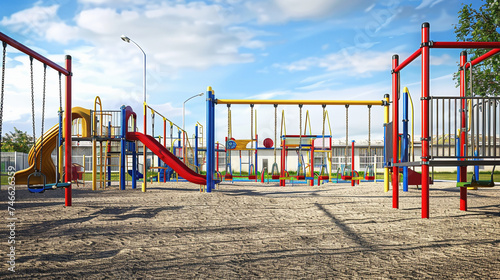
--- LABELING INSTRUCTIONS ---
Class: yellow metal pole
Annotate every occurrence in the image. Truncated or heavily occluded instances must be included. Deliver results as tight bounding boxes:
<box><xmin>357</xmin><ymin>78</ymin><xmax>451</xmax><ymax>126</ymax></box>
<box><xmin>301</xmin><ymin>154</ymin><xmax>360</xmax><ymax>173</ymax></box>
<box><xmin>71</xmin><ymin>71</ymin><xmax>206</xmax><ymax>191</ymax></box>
<box><xmin>216</xmin><ymin>99</ymin><xmax>384</xmax><ymax>106</ymax></box>
<box><xmin>384</xmin><ymin>94</ymin><xmax>390</xmax><ymax>192</ymax></box>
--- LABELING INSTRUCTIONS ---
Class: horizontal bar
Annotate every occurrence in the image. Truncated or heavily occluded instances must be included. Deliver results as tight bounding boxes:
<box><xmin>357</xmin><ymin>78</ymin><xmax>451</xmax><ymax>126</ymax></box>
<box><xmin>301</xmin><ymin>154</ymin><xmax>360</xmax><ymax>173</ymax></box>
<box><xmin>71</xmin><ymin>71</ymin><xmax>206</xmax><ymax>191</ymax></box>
<box><xmin>430</xmin><ymin>96</ymin><xmax>500</xmax><ymax>100</ymax></box>
<box><xmin>393</xmin><ymin>49</ymin><xmax>422</xmax><ymax>73</ymax></box>
<box><xmin>433</xmin><ymin>41</ymin><xmax>500</xmax><ymax>49</ymax></box>
<box><xmin>216</xmin><ymin>99</ymin><xmax>384</xmax><ymax>106</ymax></box>
<box><xmin>466</xmin><ymin>48</ymin><xmax>500</xmax><ymax>69</ymax></box>
<box><xmin>394</xmin><ymin>160</ymin><xmax>500</xmax><ymax>167</ymax></box>
<box><xmin>0</xmin><ymin>31</ymin><xmax>70</xmax><ymax>76</ymax></box>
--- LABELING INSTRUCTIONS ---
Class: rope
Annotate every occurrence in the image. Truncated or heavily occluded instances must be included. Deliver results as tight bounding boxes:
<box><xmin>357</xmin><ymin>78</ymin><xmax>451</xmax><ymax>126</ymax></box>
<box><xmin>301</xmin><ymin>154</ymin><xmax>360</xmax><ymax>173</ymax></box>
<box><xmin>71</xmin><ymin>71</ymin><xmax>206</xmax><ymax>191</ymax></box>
<box><xmin>345</xmin><ymin>104</ymin><xmax>349</xmax><ymax>165</ymax></box>
<box><xmin>322</xmin><ymin>105</ymin><xmax>326</xmax><ymax>166</ymax></box>
<box><xmin>250</xmin><ymin>104</ymin><xmax>254</xmax><ymax>165</ymax></box>
<box><xmin>227</xmin><ymin>104</ymin><xmax>231</xmax><ymax>173</ymax></box>
<box><xmin>274</xmin><ymin>104</ymin><xmax>277</xmax><ymax>163</ymax></box>
<box><xmin>368</xmin><ymin>105</ymin><xmax>372</xmax><ymax>157</ymax></box>
<box><xmin>298</xmin><ymin>104</ymin><xmax>303</xmax><ymax>175</ymax></box>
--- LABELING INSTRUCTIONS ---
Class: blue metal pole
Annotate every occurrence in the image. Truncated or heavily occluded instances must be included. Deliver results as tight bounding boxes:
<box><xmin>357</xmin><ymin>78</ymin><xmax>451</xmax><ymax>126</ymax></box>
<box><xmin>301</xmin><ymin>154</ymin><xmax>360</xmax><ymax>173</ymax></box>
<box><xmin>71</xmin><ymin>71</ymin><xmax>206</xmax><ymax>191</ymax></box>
<box><xmin>131</xmin><ymin>141</ymin><xmax>137</xmax><ymax>189</ymax></box>
<box><xmin>177</xmin><ymin>130</ymin><xmax>181</xmax><ymax>158</ymax></box>
<box><xmin>474</xmin><ymin>150</ymin><xmax>479</xmax><ymax>181</ymax></box>
<box><xmin>206</xmin><ymin>87</ymin><xmax>215</xmax><ymax>192</ymax></box>
<box><xmin>120</xmin><ymin>106</ymin><xmax>126</xmax><ymax>190</ymax></box>
<box><xmin>402</xmin><ymin>89</ymin><xmax>409</xmax><ymax>192</ymax></box>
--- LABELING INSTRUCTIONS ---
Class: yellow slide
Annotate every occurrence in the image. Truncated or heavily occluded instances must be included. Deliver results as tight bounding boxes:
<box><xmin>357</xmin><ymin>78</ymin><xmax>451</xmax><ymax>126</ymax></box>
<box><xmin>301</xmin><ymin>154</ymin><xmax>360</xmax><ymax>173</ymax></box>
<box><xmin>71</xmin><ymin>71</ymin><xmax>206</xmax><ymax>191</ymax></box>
<box><xmin>14</xmin><ymin>106</ymin><xmax>92</xmax><ymax>185</ymax></box>
<box><xmin>14</xmin><ymin>124</ymin><xmax>60</xmax><ymax>185</ymax></box>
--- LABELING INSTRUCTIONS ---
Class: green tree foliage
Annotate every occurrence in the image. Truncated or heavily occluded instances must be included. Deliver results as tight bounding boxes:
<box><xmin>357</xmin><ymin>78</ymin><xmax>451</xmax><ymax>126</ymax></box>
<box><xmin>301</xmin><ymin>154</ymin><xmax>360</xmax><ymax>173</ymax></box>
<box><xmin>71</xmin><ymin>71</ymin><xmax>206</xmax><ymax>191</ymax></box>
<box><xmin>1</xmin><ymin>127</ymin><xmax>34</xmax><ymax>153</ymax></box>
<box><xmin>454</xmin><ymin>0</ymin><xmax>500</xmax><ymax>96</ymax></box>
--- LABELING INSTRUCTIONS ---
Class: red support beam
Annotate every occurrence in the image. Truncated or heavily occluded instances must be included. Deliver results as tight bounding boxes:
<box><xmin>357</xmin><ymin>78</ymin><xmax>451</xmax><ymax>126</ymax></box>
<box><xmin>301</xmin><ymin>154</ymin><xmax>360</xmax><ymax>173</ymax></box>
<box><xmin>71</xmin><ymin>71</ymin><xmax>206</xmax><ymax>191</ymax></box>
<box><xmin>433</xmin><ymin>41</ymin><xmax>500</xmax><ymax>49</ymax></box>
<box><xmin>393</xmin><ymin>49</ymin><xmax>422</xmax><ymax>73</ymax></box>
<box><xmin>391</xmin><ymin>54</ymin><xmax>399</xmax><ymax>208</ymax></box>
<box><xmin>465</xmin><ymin>48</ymin><xmax>500</xmax><ymax>69</ymax></box>
<box><xmin>459</xmin><ymin>51</ymin><xmax>468</xmax><ymax>211</ymax></box>
<box><xmin>280</xmin><ymin>139</ymin><xmax>286</xmax><ymax>186</ymax></box>
<box><xmin>0</xmin><ymin>32</ymin><xmax>70</xmax><ymax>76</ymax></box>
<box><xmin>421</xmin><ymin>23</ymin><xmax>430</xmax><ymax>219</ymax></box>
<box><xmin>64</xmin><ymin>55</ymin><xmax>72</xmax><ymax>206</ymax></box>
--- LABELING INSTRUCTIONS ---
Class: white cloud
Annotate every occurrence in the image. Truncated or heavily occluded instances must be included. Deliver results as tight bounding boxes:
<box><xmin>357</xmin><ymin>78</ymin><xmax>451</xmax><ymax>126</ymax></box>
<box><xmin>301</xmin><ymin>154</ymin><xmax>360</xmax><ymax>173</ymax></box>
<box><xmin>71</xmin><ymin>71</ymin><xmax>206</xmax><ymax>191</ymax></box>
<box><xmin>274</xmin><ymin>49</ymin><xmax>393</xmax><ymax>76</ymax></box>
<box><xmin>416</xmin><ymin>0</ymin><xmax>445</xmax><ymax>10</ymax></box>
<box><xmin>248</xmin><ymin>0</ymin><xmax>375</xmax><ymax>23</ymax></box>
<box><xmin>0</xmin><ymin>4</ymin><xmax>79</xmax><ymax>43</ymax></box>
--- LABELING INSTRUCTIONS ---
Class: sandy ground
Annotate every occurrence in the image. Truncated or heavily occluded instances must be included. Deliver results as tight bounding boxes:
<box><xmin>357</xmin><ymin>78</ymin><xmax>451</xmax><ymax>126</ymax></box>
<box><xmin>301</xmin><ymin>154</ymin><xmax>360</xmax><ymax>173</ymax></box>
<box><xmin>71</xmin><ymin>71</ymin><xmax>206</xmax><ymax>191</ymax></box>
<box><xmin>0</xmin><ymin>180</ymin><xmax>499</xmax><ymax>279</ymax></box>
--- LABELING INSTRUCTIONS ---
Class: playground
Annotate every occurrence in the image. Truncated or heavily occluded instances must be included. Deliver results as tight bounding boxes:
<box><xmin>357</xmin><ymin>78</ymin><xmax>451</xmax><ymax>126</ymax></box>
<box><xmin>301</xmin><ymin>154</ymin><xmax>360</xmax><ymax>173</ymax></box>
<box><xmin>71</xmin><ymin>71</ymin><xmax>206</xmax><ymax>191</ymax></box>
<box><xmin>0</xmin><ymin>181</ymin><xmax>498</xmax><ymax>278</ymax></box>
<box><xmin>1</xmin><ymin>19</ymin><xmax>500</xmax><ymax>278</ymax></box>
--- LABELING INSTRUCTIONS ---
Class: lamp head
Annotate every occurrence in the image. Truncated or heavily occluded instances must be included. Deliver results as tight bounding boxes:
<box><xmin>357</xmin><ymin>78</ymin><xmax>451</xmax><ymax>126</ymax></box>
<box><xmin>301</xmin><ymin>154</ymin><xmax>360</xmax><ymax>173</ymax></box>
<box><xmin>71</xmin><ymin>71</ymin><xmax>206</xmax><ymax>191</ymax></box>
<box><xmin>120</xmin><ymin>35</ymin><xmax>130</xmax><ymax>43</ymax></box>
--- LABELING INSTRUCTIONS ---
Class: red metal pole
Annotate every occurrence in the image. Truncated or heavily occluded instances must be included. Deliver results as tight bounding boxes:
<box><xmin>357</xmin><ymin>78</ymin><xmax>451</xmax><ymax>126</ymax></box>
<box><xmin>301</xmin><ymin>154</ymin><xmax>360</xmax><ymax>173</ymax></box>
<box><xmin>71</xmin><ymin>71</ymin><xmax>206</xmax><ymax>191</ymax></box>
<box><xmin>421</xmin><ymin>22</ymin><xmax>430</xmax><ymax>219</ymax></box>
<box><xmin>280</xmin><ymin>139</ymin><xmax>286</xmax><ymax>186</ymax></box>
<box><xmin>459</xmin><ymin>51</ymin><xmax>468</xmax><ymax>211</ymax></box>
<box><xmin>467</xmin><ymin>48</ymin><xmax>500</xmax><ymax>68</ymax></box>
<box><xmin>351</xmin><ymin>140</ymin><xmax>355</xmax><ymax>187</ymax></box>
<box><xmin>433</xmin><ymin>41</ymin><xmax>500</xmax><ymax>49</ymax></box>
<box><xmin>0</xmin><ymin>32</ymin><xmax>70</xmax><ymax>76</ymax></box>
<box><xmin>392</xmin><ymin>54</ymin><xmax>399</xmax><ymax>207</ymax></box>
<box><xmin>393</xmin><ymin>49</ymin><xmax>422</xmax><ymax>73</ymax></box>
<box><xmin>64</xmin><ymin>55</ymin><xmax>72</xmax><ymax>207</ymax></box>
<box><xmin>216</xmin><ymin>142</ymin><xmax>219</xmax><ymax>173</ymax></box>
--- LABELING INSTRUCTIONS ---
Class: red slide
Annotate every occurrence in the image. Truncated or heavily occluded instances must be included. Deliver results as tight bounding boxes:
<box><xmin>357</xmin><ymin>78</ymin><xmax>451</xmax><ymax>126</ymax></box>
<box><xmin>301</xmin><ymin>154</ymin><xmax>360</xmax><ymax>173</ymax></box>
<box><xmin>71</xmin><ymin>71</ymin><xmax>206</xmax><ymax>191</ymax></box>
<box><xmin>126</xmin><ymin>132</ymin><xmax>206</xmax><ymax>185</ymax></box>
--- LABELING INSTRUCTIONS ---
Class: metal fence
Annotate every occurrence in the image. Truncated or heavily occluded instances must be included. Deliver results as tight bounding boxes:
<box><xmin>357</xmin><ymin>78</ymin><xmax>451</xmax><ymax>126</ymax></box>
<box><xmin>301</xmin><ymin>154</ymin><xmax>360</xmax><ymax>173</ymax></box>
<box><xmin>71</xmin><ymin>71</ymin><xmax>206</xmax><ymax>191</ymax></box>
<box><xmin>0</xmin><ymin>152</ymin><xmax>29</xmax><ymax>174</ymax></box>
<box><xmin>430</xmin><ymin>96</ymin><xmax>500</xmax><ymax>159</ymax></box>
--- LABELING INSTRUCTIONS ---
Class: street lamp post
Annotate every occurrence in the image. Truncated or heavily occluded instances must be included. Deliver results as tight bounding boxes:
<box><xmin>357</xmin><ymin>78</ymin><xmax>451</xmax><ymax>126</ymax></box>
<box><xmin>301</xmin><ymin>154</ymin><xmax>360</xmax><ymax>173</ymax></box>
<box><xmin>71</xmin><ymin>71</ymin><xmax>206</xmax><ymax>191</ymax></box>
<box><xmin>121</xmin><ymin>35</ymin><xmax>147</xmax><ymax>192</ymax></box>
<box><xmin>183</xmin><ymin>92</ymin><xmax>204</xmax><ymax>163</ymax></box>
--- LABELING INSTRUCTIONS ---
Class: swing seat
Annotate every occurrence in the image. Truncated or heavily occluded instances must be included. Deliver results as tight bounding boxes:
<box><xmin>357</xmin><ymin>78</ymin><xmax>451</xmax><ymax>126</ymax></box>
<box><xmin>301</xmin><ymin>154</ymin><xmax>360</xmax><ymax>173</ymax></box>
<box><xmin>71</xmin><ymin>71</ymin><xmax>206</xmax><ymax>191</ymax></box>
<box><xmin>317</xmin><ymin>175</ymin><xmax>329</xmax><ymax>180</ymax></box>
<box><xmin>342</xmin><ymin>175</ymin><xmax>352</xmax><ymax>180</ymax></box>
<box><xmin>296</xmin><ymin>175</ymin><xmax>305</xmax><ymax>180</ymax></box>
<box><xmin>28</xmin><ymin>182</ymin><xmax>71</xmax><ymax>193</ymax></box>
<box><xmin>224</xmin><ymin>174</ymin><xmax>233</xmax><ymax>180</ymax></box>
<box><xmin>248</xmin><ymin>175</ymin><xmax>257</xmax><ymax>180</ymax></box>
<box><xmin>271</xmin><ymin>174</ymin><xmax>280</xmax><ymax>180</ymax></box>
<box><xmin>365</xmin><ymin>175</ymin><xmax>375</xmax><ymax>180</ymax></box>
<box><xmin>456</xmin><ymin>180</ymin><xmax>495</xmax><ymax>188</ymax></box>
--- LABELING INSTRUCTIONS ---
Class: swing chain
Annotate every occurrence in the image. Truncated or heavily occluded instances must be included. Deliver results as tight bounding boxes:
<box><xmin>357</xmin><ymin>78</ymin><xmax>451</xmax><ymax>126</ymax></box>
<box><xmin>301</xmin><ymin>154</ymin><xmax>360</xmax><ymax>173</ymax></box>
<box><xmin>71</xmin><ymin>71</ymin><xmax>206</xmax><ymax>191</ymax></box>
<box><xmin>0</xmin><ymin>42</ymin><xmax>6</xmax><ymax>147</ymax></box>
<box><xmin>39</xmin><ymin>64</ymin><xmax>47</xmax><ymax>172</ymax></box>
<box><xmin>30</xmin><ymin>57</ymin><xmax>37</xmax><ymax>170</ymax></box>
<box><xmin>322</xmin><ymin>105</ymin><xmax>326</xmax><ymax>166</ymax></box>
<box><xmin>59</xmin><ymin>72</ymin><xmax>62</xmax><ymax>112</ymax></box>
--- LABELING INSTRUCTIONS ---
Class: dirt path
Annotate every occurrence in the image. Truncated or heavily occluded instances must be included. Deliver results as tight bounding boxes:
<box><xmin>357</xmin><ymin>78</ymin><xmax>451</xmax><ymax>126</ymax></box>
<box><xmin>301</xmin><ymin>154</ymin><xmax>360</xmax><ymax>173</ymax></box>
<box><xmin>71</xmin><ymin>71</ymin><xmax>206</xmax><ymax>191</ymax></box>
<box><xmin>1</xmin><ymin>181</ymin><xmax>499</xmax><ymax>279</ymax></box>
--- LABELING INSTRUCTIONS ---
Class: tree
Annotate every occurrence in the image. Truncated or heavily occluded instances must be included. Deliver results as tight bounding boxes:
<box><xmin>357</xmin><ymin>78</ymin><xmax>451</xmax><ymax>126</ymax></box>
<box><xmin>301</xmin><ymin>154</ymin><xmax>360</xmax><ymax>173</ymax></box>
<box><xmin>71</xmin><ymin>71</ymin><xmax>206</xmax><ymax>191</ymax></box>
<box><xmin>454</xmin><ymin>0</ymin><xmax>500</xmax><ymax>96</ymax></box>
<box><xmin>1</xmin><ymin>127</ymin><xmax>34</xmax><ymax>153</ymax></box>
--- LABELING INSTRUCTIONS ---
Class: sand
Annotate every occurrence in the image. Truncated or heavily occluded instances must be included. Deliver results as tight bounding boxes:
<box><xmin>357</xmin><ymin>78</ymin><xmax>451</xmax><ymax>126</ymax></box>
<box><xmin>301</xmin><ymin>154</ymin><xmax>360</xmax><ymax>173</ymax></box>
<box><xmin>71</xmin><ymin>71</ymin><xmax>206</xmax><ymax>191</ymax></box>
<box><xmin>1</xmin><ymin>180</ymin><xmax>499</xmax><ymax>279</ymax></box>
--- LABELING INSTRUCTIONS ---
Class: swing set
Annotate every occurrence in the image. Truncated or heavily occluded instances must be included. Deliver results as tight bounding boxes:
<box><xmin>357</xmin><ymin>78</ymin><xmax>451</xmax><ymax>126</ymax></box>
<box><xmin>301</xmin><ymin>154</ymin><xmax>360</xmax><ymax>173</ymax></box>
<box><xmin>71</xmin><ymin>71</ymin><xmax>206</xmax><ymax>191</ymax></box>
<box><xmin>0</xmin><ymin>32</ymin><xmax>73</xmax><ymax>206</ymax></box>
<box><xmin>207</xmin><ymin>90</ymin><xmax>386</xmax><ymax>191</ymax></box>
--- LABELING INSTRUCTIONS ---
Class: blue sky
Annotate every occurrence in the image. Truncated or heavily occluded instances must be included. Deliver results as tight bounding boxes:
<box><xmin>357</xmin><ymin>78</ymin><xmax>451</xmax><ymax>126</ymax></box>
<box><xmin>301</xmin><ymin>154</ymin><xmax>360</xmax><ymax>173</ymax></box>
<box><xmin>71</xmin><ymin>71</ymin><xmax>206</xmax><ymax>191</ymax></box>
<box><xmin>0</xmin><ymin>0</ymin><xmax>483</xmax><ymax>144</ymax></box>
